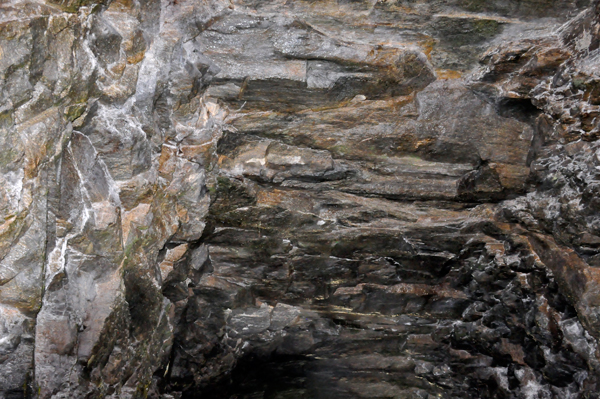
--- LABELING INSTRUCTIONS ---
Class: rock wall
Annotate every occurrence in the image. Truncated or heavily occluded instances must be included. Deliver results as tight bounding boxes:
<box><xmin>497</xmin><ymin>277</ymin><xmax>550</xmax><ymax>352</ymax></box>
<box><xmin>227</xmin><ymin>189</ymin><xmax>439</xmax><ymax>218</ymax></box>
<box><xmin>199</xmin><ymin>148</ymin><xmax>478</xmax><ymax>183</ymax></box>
<box><xmin>0</xmin><ymin>0</ymin><xmax>599</xmax><ymax>398</ymax></box>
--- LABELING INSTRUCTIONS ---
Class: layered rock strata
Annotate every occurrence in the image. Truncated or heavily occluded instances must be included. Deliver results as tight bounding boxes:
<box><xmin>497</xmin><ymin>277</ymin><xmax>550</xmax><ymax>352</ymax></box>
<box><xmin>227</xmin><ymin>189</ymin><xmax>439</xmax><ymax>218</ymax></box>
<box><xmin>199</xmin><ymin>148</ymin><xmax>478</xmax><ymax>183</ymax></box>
<box><xmin>0</xmin><ymin>0</ymin><xmax>599</xmax><ymax>398</ymax></box>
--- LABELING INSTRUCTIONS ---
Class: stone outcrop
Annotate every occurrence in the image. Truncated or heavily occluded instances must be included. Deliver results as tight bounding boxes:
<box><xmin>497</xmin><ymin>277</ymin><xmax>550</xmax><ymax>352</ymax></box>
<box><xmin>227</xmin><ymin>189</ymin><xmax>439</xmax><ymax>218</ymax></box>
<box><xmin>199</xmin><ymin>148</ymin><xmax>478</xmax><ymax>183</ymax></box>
<box><xmin>0</xmin><ymin>0</ymin><xmax>599</xmax><ymax>398</ymax></box>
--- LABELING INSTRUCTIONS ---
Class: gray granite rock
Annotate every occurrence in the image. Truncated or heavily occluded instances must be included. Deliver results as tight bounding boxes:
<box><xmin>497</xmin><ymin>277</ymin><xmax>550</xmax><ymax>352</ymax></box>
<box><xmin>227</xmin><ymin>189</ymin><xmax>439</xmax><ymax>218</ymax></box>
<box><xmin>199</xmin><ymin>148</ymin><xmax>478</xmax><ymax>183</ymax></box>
<box><xmin>0</xmin><ymin>0</ymin><xmax>599</xmax><ymax>398</ymax></box>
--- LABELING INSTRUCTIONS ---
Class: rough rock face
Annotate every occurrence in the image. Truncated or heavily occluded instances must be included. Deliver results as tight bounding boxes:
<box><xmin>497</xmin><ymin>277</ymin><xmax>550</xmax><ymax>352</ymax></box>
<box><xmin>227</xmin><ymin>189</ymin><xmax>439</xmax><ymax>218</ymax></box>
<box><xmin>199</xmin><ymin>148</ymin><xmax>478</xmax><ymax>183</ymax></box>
<box><xmin>0</xmin><ymin>0</ymin><xmax>599</xmax><ymax>398</ymax></box>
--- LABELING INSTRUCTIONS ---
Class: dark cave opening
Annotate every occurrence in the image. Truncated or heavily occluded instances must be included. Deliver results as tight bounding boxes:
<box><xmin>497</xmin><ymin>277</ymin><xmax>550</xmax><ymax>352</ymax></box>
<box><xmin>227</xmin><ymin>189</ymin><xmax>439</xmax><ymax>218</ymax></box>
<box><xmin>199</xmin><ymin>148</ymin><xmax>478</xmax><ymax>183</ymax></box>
<box><xmin>182</xmin><ymin>354</ymin><xmax>314</xmax><ymax>399</ymax></box>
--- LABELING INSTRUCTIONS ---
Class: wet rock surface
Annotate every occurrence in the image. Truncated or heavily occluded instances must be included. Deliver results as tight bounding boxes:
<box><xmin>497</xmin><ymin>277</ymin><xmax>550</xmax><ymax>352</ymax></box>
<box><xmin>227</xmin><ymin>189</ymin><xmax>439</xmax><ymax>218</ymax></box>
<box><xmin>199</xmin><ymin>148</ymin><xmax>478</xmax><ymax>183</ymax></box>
<box><xmin>0</xmin><ymin>0</ymin><xmax>600</xmax><ymax>398</ymax></box>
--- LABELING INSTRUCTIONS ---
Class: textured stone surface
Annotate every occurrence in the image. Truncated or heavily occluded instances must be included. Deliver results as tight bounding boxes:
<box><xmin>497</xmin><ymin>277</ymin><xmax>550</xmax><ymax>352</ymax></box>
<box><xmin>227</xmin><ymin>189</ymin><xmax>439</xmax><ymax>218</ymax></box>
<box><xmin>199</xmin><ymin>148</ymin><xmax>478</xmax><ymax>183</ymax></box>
<box><xmin>0</xmin><ymin>0</ymin><xmax>599</xmax><ymax>398</ymax></box>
